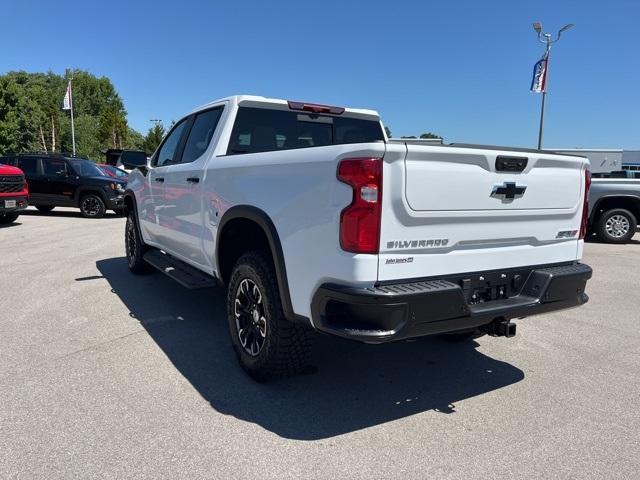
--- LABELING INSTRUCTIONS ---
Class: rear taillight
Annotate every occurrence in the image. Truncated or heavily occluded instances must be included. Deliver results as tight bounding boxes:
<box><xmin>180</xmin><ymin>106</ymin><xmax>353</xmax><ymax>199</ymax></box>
<box><xmin>579</xmin><ymin>169</ymin><xmax>591</xmax><ymax>240</ymax></box>
<box><xmin>337</xmin><ymin>158</ymin><xmax>382</xmax><ymax>254</ymax></box>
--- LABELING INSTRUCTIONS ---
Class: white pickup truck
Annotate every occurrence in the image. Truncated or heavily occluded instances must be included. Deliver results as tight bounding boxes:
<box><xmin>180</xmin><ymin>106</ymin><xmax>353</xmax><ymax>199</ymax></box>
<box><xmin>122</xmin><ymin>95</ymin><xmax>593</xmax><ymax>381</ymax></box>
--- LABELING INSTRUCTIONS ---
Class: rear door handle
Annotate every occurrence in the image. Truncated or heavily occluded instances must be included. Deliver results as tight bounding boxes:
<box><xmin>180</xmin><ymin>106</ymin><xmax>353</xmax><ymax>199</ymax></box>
<box><xmin>154</xmin><ymin>177</ymin><xmax>164</xmax><ymax>183</ymax></box>
<box><xmin>186</xmin><ymin>177</ymin><xmax>200</xmax><ymax>184</ymax></box>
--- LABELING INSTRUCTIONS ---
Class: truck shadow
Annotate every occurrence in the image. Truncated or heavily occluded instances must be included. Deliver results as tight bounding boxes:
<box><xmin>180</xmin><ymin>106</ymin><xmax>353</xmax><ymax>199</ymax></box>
<box><xmin>0</xmin><ymin>221</ymin><xmax>22</xmax><ymax>228</ymax></box>
<box><xmin>96</xmin><ymin>257</ymin><xmax>525</xmax><ymax>440</ymax></box>
<box><xmin>21</xmin><ymin>209</ymin><xmax>121</xmax><ymax>219</ymax></box>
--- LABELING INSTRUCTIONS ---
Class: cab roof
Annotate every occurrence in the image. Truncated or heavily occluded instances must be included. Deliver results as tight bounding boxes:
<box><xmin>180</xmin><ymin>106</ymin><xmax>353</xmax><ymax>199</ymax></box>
<box><xmin>188</xmin><ymin>95</ymin><xmax>380</xmax><ymax>121</ymax></box>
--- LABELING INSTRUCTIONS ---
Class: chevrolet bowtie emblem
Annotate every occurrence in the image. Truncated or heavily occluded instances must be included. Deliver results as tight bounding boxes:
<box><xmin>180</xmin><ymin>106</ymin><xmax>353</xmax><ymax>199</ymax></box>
<box><xmin>491</xmin><ymin>182</ymin><xmax>527</xmax><ymax>200</ymax></box>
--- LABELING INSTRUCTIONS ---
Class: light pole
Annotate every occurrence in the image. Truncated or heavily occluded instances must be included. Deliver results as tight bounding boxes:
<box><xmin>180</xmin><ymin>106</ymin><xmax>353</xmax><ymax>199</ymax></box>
<box><xmin>532</xmin><ymin>22</ymin><xmax>574</xmax><ymax>149</ymax></box>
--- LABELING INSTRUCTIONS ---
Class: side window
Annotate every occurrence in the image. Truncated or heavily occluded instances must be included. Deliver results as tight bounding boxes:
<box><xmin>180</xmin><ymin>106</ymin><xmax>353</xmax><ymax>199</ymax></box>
<box><xmin>16</xmin><ymin>157</ymin><xmax>38</xmax><ymax>174</ymax></box>
<box><xmin>154</xmin><ymin>119</ymin><xmax>189</xmax><ymax>167</ymax></box>
<box><xmin>180</xmin><ymin>107</ymin><xmax>223</xmax><ymax>164</ymax></box>
<box><xmin>42</xmin><ymin>158</ymin><xmax>68</xmax><ymax>176</ymax></box>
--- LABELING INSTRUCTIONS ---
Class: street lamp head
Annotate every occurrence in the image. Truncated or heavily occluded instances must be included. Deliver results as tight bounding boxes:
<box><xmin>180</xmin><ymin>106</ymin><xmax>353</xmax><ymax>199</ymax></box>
<box><xmin>559</xmin><ymin>23</ymin><xmax>574</xmax><ymax>33</ymax></box>
<box><xmin>533</xmin><ymin>22</ymin><xmax>542</xmax><ymax>34</ymax></box>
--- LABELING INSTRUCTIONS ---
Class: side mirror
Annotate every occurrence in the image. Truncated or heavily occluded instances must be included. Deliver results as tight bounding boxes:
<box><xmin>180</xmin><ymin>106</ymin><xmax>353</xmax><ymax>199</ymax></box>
<box><xmin>119</xmin><ymin>150</ymin><xmax>148</xmax><ymax>170</ymax></box>
<box><xmin>56</xmin><ymin>170</ymin><xmax>69</xmax><ymax>177</ymax></box>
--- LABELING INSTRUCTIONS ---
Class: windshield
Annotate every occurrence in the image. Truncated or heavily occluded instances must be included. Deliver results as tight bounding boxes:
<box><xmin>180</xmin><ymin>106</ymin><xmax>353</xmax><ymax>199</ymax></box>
<box><xmin>70</xmin><ymin>159</ymin><xmax>108</xmax><ymax>178</ymax></box>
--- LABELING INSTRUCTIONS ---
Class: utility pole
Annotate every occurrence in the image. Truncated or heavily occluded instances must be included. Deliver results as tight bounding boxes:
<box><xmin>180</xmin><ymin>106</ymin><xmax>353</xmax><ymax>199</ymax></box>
<box><xmin>532</xmin><ymin>22</ymin><xmax>574</xmax><ymax>150</ymax></box>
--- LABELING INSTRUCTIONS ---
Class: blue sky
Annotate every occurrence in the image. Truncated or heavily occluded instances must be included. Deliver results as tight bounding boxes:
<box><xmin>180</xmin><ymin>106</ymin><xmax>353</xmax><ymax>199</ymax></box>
<box><xmin>2</xmin><ymin>0</ymin><xmax>638</xmax><ymax>148</ymax></box>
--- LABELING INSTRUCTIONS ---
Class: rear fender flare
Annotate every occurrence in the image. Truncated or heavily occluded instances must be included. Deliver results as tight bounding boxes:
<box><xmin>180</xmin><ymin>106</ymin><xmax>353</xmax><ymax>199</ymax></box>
<box><xmin>217</xmin><ymin>205</ymin><xmax>309</xmax><ymax>325</ymax></box>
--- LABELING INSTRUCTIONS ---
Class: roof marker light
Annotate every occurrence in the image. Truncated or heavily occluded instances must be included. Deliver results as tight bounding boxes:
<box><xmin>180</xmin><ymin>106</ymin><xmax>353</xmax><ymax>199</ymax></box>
<box><xmin>287</xmin><ymin>101</ymin><xmax>345</xmax><ymax>115</ymax></box>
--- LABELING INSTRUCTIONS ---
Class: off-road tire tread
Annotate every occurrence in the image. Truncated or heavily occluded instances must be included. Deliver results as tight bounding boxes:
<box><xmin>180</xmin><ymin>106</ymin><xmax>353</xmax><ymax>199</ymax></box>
<box><xmin>227</xmin><ymin>250</ymin><xmax>313</xmax><ymax>381</ymax></box>
<box><xmin>125</xmin><ymin>213</ymin><xmax>153</xmax><ymax>274</ymax></box>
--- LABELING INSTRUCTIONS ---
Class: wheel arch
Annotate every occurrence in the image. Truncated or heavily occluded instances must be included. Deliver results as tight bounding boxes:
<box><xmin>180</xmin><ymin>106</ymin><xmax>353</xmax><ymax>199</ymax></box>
<box><xmin>216</xmin><ymin>205</ymin><xmax>308</xmax><ymax>324</ymax></box>
<box><xmin>123</xmin><ymin>190</ymin><xmax>145</xmax><ymax>241</ymax></box>
<box><xmin>123</xmin><ymin>190</ymin><xmax>136</xmax><ymax>216</ymax></box>
<box><xmin>590</xmin><ymin>195</ymin><xmax>640</xmax><ymax>225</ymax></box>
<box><xmin>74</xmin><ymin>186</ymin><xmax>109</xmax><ymax>207</ymax></box>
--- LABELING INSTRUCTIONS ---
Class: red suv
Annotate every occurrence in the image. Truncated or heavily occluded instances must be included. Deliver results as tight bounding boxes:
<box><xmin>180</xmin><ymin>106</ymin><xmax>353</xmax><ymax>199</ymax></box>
<box><xmin>0</xmin><ymin>163</ymin><xmax>28</xmax><ymax>224</ymax></box>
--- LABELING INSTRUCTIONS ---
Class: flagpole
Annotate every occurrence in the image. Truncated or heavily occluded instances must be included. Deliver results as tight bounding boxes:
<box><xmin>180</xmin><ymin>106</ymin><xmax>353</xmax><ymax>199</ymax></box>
<box><xmin>532</xmin><ymin>23</ymin><xmax>573</xmax><ymax>150</ymax></box>
<box><xmin>537</xmin><ymin>44</ymin><xmax>550</xmax><ymax>150</ymax></box>
<box><xmin>537</xmin><ymin>90</ymin><xmax>546</xmax><ymax>150</ymax></box>
<box><xmin>69</xmin><ymin>79</ymin><xmax>76</xmax><ymax>156</ymax></box>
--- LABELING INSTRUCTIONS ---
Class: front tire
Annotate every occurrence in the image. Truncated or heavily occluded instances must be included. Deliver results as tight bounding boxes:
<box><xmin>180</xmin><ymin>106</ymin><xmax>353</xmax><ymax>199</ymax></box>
<box><xmin>0</xmin><ymin>212</ymin><xmax>19</xmax><ymax>224</ymax></box>
<box><xmin>227</xmin><ymin>250</ymin><xmax>313</xmax><ymax>382</ymax></box>
<box><xmin>125</xmin><ymin>213</ymin><xmax>153</xmax><ymax>274</ymax></box>
<box><xmin>79</xmin><ymin>194</ymin><xmax>106</xmax><ymax>218</ymax></box>
<box><xmin>596</xmin><ymin>208</ymin><xmax>637</xmax><ymax>244</ymax></box>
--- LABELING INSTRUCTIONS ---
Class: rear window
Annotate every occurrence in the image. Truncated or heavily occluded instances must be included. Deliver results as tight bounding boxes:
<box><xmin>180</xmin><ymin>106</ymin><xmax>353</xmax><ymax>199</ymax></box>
<box><xmin>227</xmin><ymin>107</ymin><xmax>384</xmax><ymax>155</ymax></box>
<box><xmin>43</xmin><ymin>158</ymin><xmax>68</xmax><ymax>176</ymax></box>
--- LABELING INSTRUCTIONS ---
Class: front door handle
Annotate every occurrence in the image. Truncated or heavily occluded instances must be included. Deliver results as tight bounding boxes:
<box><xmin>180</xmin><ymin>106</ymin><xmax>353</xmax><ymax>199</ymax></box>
<box><xmin>154</xmin><ymin>177</ymin><xmax>165</xmax><ymax>183</ymax></box>
<box><xmin>186</xmin><ymin>177</ymin><xmax>200</xmax><ymax>184</ymax></box>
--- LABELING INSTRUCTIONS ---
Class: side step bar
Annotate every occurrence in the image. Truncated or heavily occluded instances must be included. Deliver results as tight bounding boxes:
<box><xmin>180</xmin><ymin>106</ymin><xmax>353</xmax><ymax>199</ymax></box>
<box><xmin>143</xmin><ymin>250</ymin><xmax>217</xmax><ymax>289</ymax></box>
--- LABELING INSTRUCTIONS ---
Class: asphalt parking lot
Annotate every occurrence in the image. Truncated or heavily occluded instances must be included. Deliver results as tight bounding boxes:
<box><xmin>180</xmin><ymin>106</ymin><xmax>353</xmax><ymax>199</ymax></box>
<box><xmin>1</xmin><ymin>207</ymin><xmax>639</xmax><ymax>479</ymax></box>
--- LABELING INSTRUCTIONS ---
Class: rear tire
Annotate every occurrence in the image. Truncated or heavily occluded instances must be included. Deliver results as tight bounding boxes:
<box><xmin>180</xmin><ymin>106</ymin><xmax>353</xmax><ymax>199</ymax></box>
<box><xmin>0</xmin><ymin>212</ymin><xmax>19</xmax><ymax>224</ymax></box>
<box><xmin>79</xmin><ymin>194</ymin><xmax>106</xmax><ymax>218</ymax></box>
<box><xmin>596</xmin><ymin>208</ymin><xmax>637</xmax><ymax>244</ymax></box>
<box><xmin>227</xmin><ymin>250</ymin><xmax>313</xmax><ymax>382</ymax></box>
<box><xmin>36</xmin><ymin>206</ymin><xmax>55</xmax><ymax>214</ymax></box>
<box><xmin>125</xmin><ymin>213</ymin><xmax>153</xmax><ymax>274</ymax></box>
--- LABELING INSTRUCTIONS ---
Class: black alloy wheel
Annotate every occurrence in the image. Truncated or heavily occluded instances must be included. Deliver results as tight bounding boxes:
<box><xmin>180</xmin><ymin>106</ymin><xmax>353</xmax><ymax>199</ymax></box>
<box><xmin>234</xmin><ymin>278</ymin><xmax>268</xmax><ymax>357</ymax></box>
<box><xmin>80</xmin><ymin>194</ymin><xmax>105</xmax><ymax>218</ymax></box>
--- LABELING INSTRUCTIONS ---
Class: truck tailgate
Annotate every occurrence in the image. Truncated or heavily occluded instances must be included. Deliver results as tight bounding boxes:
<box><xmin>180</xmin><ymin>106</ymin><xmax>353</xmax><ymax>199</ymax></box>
<box><xmin>405</xmin><ymin>150</ymin><xmax>581</xmax><ymax>211</ymax></box>
<box><xmin>378</xmin><ymin>143</ymin><xmax>589</xmax><ymax>282</ymax></box>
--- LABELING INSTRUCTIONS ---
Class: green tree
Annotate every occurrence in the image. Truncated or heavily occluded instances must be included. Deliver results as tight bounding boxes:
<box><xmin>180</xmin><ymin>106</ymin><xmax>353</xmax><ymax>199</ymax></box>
<box><xmin>98</xmin><ymin>105</ymin><xmax>128</xmax><ymax>150</ymax></box>
<box><xmin>143</xmin><ymin>123</ymin><xmax>165</xmax><ymax>154</ymax></box>
<box><xmin>420</xmin><ymin>132</ymin><xmax>442</xmax><ymax>139</ymax></box>
<box><xmin>0</xmin><ymin>69</ymin><xmax>143</xmax><ymax>161</ymax></box>
<box><xmin>126</xmin><ymin>128</ymin><xmax>145</xmax><ymax>151</ymax></box>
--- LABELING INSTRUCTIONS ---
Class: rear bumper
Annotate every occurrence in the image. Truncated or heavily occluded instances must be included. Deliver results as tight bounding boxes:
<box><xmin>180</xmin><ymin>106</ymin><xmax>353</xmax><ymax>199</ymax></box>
<box><xmin>0</xmin><ymin>195</ymin><xmax>28</xmax><ymax>213</ymax></box>
<box><xmin>311</xmin><ymin>263</ymin><xmax>592</xmax><ymax>343</ymax></box>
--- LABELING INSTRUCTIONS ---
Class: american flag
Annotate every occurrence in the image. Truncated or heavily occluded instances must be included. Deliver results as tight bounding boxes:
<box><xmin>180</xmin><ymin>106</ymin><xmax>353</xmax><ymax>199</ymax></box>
<box><xmin>530</xmin><ymin>51</ymin><xmax>549</xmax><ymax>93</ymax></box>
<box><xmin>62</xmin><ymin>81</ymin><xmax>72</xmax><ymax>110</ymax></box>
